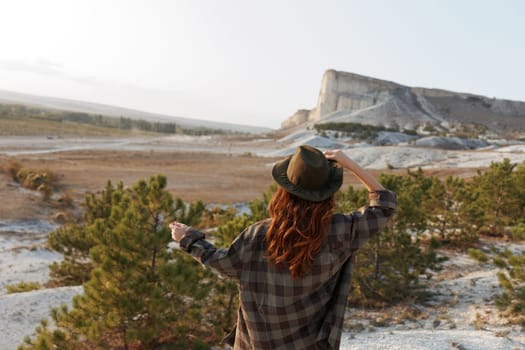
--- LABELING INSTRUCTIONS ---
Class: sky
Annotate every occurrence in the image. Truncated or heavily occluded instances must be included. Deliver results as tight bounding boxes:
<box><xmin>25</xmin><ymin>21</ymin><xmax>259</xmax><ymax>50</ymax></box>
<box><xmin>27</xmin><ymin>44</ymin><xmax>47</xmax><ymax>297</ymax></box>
<box><xmin>0</xmin><ymin>0</ymin><xmax>524</xmax><ymax>129</ymax></box>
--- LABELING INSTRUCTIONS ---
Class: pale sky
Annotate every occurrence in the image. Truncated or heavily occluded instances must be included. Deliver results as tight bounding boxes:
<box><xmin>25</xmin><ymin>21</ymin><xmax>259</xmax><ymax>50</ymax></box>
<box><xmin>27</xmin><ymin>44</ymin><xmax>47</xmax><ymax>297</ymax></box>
<box><xmin>0</xmin><ymin>0</ymin><xmax>524</xmax><ymax>129</ymax></box>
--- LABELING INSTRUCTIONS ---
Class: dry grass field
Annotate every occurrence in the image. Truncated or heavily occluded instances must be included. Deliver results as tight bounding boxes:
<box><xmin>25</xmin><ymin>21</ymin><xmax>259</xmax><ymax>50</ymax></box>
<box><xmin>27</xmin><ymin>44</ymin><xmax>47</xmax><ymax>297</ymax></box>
<box><xmin>0</xmin><ymin>146</ymin><xmax>481</xmax><ymax>222</ymax></box>
<box><xmin>0</xmin><ymin>150</ymin><xmax>273</xmax><ymax>218</ymax></box>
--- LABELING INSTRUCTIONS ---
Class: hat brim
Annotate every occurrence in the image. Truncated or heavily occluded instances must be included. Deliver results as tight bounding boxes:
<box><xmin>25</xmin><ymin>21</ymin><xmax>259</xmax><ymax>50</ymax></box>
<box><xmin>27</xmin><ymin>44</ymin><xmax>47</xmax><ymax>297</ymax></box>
<box><xmin>272</xmin><ymin>156</ymin><xmax>343</xmax><ymax>202</ymax></box>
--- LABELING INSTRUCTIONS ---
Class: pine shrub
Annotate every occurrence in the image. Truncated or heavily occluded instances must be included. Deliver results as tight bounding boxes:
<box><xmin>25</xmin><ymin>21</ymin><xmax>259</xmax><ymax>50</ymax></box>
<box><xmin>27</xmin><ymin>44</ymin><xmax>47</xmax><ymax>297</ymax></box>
<box><xmin>21</xmin><ymin>175</ymin><xmax>224</xmax><ymax>349</ymax></box>
<box><xmin>493</xmin><ymin>249</ymin><xmax>525</xmax><ymax>323</ymax></box>
<box><xmin>6</xmin><ymin>281</ymin><xmax>41</xmax><ymax>294</ymax></box>
<box><xmin>342</xmin><ymin>173</ymin><xmax>441</xmax><ymax>306</ymax></box>
<box><xmin>470</xmin><ymin>158</ymin><xmax>521</xmax><ymax>236</ymax></box>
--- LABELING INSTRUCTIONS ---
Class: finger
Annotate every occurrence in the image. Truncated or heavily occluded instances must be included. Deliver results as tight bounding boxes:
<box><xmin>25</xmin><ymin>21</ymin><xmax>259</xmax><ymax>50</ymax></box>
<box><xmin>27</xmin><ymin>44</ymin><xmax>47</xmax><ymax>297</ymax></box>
<box><xmin>170</xmin><ymin>222</ymin><xmax>185</xmax><ymax>229</ymax></box>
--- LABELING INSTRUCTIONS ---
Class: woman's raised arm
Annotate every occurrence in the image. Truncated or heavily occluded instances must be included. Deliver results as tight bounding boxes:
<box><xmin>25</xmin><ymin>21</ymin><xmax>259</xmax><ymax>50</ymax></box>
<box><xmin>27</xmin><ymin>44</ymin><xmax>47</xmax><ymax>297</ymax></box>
<box><xmin>323</xmin><ymin>149</ymin><xmax>384</xmax><ymax>192</ymax></box>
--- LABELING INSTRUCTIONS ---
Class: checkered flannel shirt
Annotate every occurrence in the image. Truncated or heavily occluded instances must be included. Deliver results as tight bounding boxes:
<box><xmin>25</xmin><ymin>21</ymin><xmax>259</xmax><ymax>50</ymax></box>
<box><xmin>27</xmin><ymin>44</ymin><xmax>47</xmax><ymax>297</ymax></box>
<box><xmin>179</xmin><ymin>189</ymin><xmax>396</xmax><ymax>350</ymax></box>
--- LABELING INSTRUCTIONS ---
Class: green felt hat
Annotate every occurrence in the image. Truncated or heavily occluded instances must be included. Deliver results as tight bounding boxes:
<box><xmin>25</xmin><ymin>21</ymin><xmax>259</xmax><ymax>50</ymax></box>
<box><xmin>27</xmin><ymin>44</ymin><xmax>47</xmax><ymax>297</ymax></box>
<box><xmin>272</xmin><ymin>145</ymin><xmax>343</xmax><ymax>202</ymax></box>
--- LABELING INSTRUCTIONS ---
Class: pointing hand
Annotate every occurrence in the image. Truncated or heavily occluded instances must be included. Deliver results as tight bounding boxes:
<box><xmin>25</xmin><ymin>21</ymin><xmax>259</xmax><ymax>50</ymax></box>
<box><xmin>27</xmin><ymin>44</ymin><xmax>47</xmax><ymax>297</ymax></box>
<box><xmin>169</xmin><ymin>221</ymin><xmax>191</xmax><ymax>242</ymax></box>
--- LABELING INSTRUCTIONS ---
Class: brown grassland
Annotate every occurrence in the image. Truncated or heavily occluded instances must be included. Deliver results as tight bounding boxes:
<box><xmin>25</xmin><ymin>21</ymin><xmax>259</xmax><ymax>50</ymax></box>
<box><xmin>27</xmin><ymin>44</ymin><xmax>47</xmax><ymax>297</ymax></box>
<box><xmin>0</xmin><ymin>147</ymin><xmax>480</xmax><ymax>221</ymax></box>
<box><xmin>0</xmin><ymin>113</ymin><xmax>483</xmax><ymax>220</ymax></box>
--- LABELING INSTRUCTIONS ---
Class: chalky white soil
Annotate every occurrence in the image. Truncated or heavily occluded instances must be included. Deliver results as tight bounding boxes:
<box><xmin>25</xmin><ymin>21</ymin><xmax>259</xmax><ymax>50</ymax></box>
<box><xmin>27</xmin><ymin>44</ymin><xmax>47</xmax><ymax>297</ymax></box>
<box><xmin>2</xmin><ymin>235</ymin><xmax>524</xmax><ymax>350</ymax></box>
<box><xmin>340</xmin><ymin>244</ymin><xmax>525</xmax><ymax>350</ymax></box>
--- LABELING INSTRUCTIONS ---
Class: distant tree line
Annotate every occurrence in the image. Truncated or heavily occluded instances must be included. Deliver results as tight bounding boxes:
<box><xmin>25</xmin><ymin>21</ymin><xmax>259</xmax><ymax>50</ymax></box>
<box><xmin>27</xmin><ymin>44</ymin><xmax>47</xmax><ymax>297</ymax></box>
<box><xmin>314</xmin><ymin>122</ymin><xmax>400</xmax><ymax>140</ymax></box>
<box><xmin>313</xmin><ymin>121</ymin><xmax>495</xmax><ymax>141</ymax></box>
<box><xmin>18</xmin><ymin>159</ymin><xmax>525</xmax><ymax>349</ymax></box>
<box><xmin>0</xmin><ymin>104</ymin><xmax>240</xmax><ymax>136</ymax></box>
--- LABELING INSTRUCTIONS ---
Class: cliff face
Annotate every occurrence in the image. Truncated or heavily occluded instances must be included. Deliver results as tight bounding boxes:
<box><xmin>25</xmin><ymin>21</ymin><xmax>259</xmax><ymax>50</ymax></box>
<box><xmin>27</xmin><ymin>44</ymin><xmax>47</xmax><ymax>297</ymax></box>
<box><xmin>282</xmin><ymin>70</ymin><xmax>525</xmax><ymax>135</ymax></box>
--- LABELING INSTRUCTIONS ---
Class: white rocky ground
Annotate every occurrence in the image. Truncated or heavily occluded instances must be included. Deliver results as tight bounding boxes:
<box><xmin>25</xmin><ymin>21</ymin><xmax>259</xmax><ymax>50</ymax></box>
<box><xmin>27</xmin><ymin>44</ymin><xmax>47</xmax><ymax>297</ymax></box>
<box><xmin>253</xmin><ymin>131</ymin><xmax>524</xmax><ymax>170</ymax></box>
<box><xmin>0</xmin><ymin>286</ymin><xmax>81</xmax><ymax>349</ymax></box>
<box><xmin>267</xmin><ymin>131</ymin><xmax>525</xmax><ymax>169</ymax></box>
<box><xmin>0</xmin><ymin>220</ymin><xmax>61</xmax><ymax>293</ymax></box>
<box><xmin>1</xmin><ymin>219</ymin><xmax>523</xmax><ymax>349</ymax></box>
<box><xmin>340</xmin><ymin>245</ymin><xmax>525</xmax><ymax>349</ymax></box>
<box><xmin>1</xmin><ymin>134</ymin><xmax>525</xmax><ymax>349</ymax></box>
<box><xmin>2</xmin><ymin>132</ymin><xmax>525</xmax><ymax>170</ymax></box>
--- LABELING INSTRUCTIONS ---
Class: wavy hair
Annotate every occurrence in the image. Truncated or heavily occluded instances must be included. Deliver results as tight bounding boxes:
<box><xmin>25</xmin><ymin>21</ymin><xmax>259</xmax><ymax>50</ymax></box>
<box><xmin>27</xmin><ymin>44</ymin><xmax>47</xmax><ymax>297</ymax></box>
<box><xmin>266</xmin><ymin>187</ymin><xmax>335</xmax><ymax>279</ymax></box>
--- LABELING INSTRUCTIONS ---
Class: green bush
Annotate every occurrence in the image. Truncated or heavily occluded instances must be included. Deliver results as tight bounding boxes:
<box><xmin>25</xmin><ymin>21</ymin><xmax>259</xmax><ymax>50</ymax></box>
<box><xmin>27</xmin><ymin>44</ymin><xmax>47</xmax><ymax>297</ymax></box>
<box><xmin>313</xmin><ymin>122</ymin><xmax>398</xmax><ymax>141</ymax></box>
<box><xmin>344</xmin><ymin>173</ymin><xmax>441</xmax><ymax>306</ymax></box>
<box><xmin>510</xmin><ymin>223</ymin><xmax>525</xmax><ymax>240</ymax></box>
<box><xmin>6</xmin><ymin>281</ymin><xmax>41</xmax><ymax>294</ymax></box>
<box><xmin>426</xmin><ymin>175</ymin><xmax>483</xmax><ymax>243</ymax></box>
<box><xmin>467</xmin><ymin>248</ymin><xmax>489</xmax><ymax>263</ymax></box>
<box><xmin>472</xmin><ymin>246</ymin><xmax>525</xmax><ymax>324</ymax></box>
<box><xmin>21</xmin><ymin>175</ymin><xmax>226</xmax><ymax>350</ymax></box>
<box><xmin>3</xmin><ymin>161</ymin><xmax>60</xmax><ymax>200</ymax></box>
<box><xmin>470</xmin><ymin>158</ymin><xmax>522</xmax><ymax>236</ymax></box>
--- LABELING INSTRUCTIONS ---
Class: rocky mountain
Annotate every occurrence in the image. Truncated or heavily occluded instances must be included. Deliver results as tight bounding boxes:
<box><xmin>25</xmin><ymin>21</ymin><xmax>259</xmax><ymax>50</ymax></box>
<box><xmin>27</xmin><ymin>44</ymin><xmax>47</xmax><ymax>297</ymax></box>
<box><xmin>282</xmin><ymin>70</ymin><xmax>525</xmax><ymax>137</ymax></box>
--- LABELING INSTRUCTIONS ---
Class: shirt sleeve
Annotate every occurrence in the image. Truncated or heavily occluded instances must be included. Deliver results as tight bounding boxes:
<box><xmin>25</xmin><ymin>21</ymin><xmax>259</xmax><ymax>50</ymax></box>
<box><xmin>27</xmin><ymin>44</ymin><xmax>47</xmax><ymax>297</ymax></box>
<box><xmin>348</xmin><ymin>189</ymin><xmax>397</xmax><ymax>251</ymax></box>
<box><xmin>178</xmin><ymin>227</ymin><xmax>252</xmax><ymax>280</ymax></box>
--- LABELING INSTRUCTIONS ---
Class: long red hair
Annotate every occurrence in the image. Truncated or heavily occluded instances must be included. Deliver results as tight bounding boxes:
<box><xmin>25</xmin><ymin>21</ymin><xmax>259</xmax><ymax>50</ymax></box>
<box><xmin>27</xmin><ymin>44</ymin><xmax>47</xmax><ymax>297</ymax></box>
<box><xmin>266</xmin><ymin>187</ymin><xmax>335</xmax><ymax>279</ymax></box>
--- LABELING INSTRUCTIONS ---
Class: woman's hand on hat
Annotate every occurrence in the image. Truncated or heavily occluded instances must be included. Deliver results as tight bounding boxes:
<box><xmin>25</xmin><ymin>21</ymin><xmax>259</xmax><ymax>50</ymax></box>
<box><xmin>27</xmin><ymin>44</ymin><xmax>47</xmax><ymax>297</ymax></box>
<box><xmin>325</xmin><ymin>149</ymin><xmax>384</xmax><ymax>191</ymax></box>
<box><xmin>324</xmin><ymin>149</ymin><xmax>359</xmax><ymax>172</ymax></box>
<box><xmin>169</xmin><ymin>221</ymin><xmax>191</xmax><ymax>242</ymax></box>
<box><xmin>324</xmin><ymin>149</ymin><xmax>348</xmax><ymax>163</ymax></box>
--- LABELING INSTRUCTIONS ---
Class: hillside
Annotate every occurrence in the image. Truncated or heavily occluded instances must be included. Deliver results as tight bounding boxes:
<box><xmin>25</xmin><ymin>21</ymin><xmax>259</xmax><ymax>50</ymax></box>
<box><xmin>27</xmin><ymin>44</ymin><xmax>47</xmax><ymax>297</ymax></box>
<box><xmin>282</xmin><ymin>70</ymin><xmax>525</xmax><ymax>138</ymax></box>
<box><xmin>0</xmin><ymin>89</ymin><xmax>272</xmax><ymax>134</ymax></box>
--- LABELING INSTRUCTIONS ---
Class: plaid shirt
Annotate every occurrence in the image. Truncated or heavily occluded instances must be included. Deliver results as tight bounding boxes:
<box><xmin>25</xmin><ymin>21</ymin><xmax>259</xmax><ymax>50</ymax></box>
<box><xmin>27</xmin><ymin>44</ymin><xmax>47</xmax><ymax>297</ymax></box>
<box><xmin>179</xmin><ymin>190</ymin><xmax>396</xmax><ymax>350</ymax></box>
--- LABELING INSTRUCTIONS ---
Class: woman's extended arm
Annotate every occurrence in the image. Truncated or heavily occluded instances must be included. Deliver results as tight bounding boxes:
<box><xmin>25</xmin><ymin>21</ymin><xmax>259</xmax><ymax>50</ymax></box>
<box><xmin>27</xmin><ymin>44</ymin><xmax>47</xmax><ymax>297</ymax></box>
<box><xmin>323</xmin><ymin>149</ymin><xmax>384</xmax><ymax>192</ymax></box>
<box><xmin>170</xmin><ymin>221</ymin><xmax>251</xmax><ymax>280</ymax></box>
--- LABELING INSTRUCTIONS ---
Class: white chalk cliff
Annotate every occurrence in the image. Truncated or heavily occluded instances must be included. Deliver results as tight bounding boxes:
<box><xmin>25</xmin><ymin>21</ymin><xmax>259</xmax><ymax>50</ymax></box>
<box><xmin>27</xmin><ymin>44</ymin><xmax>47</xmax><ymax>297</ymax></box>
<box><xmin>282</xmin><ymin>70</ymin><xmax>525</xmax><ymax>136</ymax></box>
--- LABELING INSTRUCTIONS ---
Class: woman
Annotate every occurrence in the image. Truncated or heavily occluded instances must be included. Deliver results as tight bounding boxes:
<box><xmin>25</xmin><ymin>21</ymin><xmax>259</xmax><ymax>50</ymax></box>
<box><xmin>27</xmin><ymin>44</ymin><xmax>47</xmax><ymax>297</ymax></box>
<box><xmin>170</xmin><ymin>145</ymin><xmax>396</xmax><ymax>349</ymax></box>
